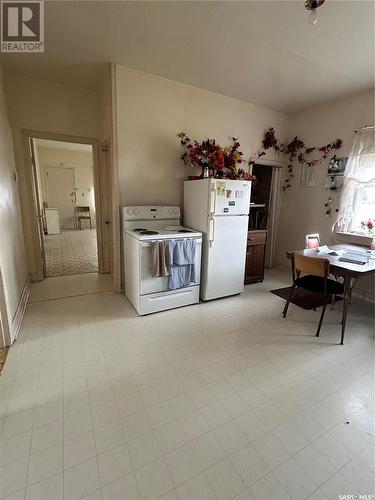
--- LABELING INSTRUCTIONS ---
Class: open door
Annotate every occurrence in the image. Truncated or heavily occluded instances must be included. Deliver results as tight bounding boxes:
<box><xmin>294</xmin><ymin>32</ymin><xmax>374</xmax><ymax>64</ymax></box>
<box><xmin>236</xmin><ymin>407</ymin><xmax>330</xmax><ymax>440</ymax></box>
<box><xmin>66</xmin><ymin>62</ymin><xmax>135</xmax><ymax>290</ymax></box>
<box><xmin>28</xmin><ymin>138</ymin><xmax>47</xmax><ymax>277</ymax></box>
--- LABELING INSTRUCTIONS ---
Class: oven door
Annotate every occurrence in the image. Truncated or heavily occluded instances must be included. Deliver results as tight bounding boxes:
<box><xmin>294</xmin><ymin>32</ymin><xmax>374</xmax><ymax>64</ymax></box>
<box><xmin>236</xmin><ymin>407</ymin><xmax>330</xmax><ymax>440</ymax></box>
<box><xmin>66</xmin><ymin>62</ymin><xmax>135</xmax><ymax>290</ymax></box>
<box><xmin>139</xmin><ymin>238</ymin><xmax>202</xmax><ymax>295</ymax></box>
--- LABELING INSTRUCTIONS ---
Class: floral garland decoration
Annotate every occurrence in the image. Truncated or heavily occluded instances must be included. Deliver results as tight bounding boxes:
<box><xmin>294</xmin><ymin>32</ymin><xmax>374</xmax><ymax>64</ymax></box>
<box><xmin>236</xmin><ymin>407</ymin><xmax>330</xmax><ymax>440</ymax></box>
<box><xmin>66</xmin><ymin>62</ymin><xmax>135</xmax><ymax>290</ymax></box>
<box><xmin>178</xmin><ymin>133</ymin><xmax>256</xmax><ymax>182</ymax></box>
<box><xmin>323</xmin><ymin>155</ymin><xmax>343</xmax><ymax>217</ymax></box>
<box><xmin>324</xmin><ymin>196</ymin><xmax>339</xmax><ymax>217</ymax></box>
<box><xmin>258</xmin><ymin>128</ymin><xmax>343</xmax><ymax>191</ymax></box>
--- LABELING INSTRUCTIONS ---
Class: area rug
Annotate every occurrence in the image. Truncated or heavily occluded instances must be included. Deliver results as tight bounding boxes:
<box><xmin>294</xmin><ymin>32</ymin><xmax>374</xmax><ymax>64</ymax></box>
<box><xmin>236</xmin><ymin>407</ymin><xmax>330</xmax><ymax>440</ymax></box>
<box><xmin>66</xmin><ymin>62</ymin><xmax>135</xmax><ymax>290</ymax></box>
<box><xmin>44</xmin><ymin>228</ymin><xmax>98</xmax><ymax>277</ymax></box>
<box><xmin>270</xmin><ymin>286</ymin><xmax>343</xmax><ymax>310</ymax></box>
<box><xmin>0</xmin><ymin>346</ymin><xmax>9</xmax><ymax>375</ymax></box>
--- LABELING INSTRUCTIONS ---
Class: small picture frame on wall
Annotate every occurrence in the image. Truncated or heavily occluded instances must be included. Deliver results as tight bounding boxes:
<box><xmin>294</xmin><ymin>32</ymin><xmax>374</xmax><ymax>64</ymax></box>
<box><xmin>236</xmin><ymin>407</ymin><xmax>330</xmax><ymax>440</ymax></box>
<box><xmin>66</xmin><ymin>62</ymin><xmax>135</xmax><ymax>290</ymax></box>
<box><xmin>328</xmin><ymin>156</ymin><xmax>348</xmax><ymax>176</ymax></box>
<box><xmin>300</xmin><ymin>164</ymin><xmax>317</xmax><ymax>187</ymax></box>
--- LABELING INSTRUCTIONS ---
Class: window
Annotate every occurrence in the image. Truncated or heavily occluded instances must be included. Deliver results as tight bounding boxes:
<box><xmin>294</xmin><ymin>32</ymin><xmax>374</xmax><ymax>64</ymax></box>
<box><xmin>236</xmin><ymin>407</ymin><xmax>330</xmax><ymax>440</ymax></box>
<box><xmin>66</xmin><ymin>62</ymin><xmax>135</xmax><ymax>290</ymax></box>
<box><xmin>352</xmin><ymin>184</ymin><xmax>375</xmax><ymax>232</ymax></box>
<box><xmin>336</xmin><ymin>127</ymin><xmax>375</xmax><ymax>235</ymax></box>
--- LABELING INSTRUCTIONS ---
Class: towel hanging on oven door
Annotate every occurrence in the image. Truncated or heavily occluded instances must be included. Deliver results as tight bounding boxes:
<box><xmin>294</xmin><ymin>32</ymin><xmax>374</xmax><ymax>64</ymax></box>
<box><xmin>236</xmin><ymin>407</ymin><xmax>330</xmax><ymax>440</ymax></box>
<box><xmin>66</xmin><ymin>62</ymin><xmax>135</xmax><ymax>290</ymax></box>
<box><xmin>150</xmin><ymin>241</ymin><xmax>170</xmax><ymax>277</ymax></box>
<box><xmin>168</xmin><ymin>239</ymin><xmax>197</xmax><ymax>290</ymax></box>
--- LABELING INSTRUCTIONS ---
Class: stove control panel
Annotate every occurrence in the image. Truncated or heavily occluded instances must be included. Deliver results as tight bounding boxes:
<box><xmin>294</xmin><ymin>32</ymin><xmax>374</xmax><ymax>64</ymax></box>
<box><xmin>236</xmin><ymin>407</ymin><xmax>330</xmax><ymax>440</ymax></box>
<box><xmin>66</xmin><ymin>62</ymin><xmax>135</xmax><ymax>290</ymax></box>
<box><xmin>123</xmin><ymin>206</ymin><xmax>181</xmax><ymax>221</ymax></box>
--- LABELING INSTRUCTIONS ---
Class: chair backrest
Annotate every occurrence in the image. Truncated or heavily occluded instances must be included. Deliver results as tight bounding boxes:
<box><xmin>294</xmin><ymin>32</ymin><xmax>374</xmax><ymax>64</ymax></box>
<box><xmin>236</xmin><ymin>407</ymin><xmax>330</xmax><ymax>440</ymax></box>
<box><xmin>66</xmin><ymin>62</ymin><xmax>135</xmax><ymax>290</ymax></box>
<box><xmin>305</xmin><ymin>233</ymin><xmax>320</xmax><ymax>249</ymax></box>
<box><xmin>293</xmin><ymin>253</ymin><xmax>329</xmax><ymax>278</ymax></box>
<box><xmin>77</xmin><ymin>206</ymin><xmax>90</xmax><ymax>214</ymax></box>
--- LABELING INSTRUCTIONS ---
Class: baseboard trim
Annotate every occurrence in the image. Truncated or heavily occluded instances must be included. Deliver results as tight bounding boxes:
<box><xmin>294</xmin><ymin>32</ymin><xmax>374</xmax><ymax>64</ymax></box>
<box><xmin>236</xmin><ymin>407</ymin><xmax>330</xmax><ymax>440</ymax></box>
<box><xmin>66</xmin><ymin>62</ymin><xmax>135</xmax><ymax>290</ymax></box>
<box><xmin>272</xmin><ymin>262</ymin><xmax>290</xmax><ymax>273</ymax></box>
<box><xmin>29</xmin><ymin>272</ymin><xmax>39</xmax><ymax>283</ymax></box>
<box><xmin>353</xmin><ymin>287</ymin><xmax>375</xmax><ymax>303</ymax></box>
<box><xmin>11</xmin><ymin>278</ymin><xmax>30</xmax><ymax>343</ymax></box>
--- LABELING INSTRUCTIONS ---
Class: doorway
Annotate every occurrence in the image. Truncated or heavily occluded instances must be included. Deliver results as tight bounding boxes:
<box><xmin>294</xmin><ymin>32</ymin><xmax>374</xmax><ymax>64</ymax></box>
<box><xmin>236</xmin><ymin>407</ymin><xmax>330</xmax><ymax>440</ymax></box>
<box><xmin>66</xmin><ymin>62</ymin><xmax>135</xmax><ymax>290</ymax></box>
<box><xmin>32</xmin><ymin>138</ymin><xmax>98</xmax><ymax>278</ymax></box>
<box><xmin>249</xmin><ymin>160</ymin><xmax>283</xmax><ymax>269</ymax></box>
<box><xmin>22</xmin><ymin>128</ymin><xmax>114</xmax><ymax>286</ymax></box>
<box><xmin>249</xmin><ymin>164</ymin><xmax>273</xmax><ymax>231</ymax></box>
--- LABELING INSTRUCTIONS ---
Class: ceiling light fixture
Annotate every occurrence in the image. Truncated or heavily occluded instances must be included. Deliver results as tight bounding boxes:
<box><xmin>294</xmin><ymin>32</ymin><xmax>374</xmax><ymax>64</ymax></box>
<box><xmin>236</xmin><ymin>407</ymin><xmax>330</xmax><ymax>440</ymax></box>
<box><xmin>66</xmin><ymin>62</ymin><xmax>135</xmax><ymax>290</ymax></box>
<box><xmin>304</xmin><ymin>0</ymin><xmax>325</xmax><ymax>25</ymax></box>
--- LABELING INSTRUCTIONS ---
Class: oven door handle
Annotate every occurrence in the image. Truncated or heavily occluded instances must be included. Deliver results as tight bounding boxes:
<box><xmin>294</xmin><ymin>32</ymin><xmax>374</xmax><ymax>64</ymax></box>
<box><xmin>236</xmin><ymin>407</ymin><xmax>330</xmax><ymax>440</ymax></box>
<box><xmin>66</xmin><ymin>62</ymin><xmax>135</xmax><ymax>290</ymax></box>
<box><xmin>140</xmin><ymin>239</ymin><xmax>202</xmax><ymax>248</ymax></box>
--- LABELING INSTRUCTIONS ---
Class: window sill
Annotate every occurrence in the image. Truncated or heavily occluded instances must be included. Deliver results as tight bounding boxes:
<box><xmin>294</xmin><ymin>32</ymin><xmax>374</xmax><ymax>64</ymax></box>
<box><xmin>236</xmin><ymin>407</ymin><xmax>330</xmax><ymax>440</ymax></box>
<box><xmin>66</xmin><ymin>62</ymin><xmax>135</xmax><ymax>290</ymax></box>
<box><xmin>335</xmin><ymin>231</ymin><xmax>373</xmax><ymax>247</ymax></box>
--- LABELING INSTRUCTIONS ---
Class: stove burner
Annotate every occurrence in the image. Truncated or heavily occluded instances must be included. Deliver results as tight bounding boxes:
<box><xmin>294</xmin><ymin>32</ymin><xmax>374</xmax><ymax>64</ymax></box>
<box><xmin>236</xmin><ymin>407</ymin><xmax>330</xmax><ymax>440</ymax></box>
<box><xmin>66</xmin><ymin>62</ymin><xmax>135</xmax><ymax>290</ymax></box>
<box><xmin>178</xmin><ymin>229</ymin><xmax>193</xmax><ymax>233</ymax></box>
<box><xmin>134</xmin><ymin>228</ymin><xmax>147</xmax><ymax>232</ymax></box>
<box><xmin>140</xmin><ymin>230</ymin><xmax>159</xmax><ymax>235</ymax></box>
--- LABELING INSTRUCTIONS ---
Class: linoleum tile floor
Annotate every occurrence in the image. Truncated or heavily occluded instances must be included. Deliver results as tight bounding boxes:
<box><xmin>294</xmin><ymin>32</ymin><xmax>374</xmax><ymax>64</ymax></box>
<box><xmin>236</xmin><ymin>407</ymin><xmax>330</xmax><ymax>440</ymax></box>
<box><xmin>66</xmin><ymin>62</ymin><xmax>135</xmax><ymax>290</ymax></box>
<box><xmin>0</xmin><ymin>270</ymin><xmax>373</xmax><ymax>500</ymax></box>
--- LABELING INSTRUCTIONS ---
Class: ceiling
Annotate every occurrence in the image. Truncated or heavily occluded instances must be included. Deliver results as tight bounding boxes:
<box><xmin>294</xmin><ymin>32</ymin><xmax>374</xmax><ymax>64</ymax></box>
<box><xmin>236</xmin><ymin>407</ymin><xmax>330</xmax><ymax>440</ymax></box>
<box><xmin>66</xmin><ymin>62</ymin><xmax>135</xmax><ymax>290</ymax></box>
<box><xmin>1</xmin><ymin>1</ymin><xmax>374</xmax><ymax>113</ymax></box>
<box><xmin>35</xmin><ymin>139</ymin><xmax>92</xmax><ymax>153</ymax></box>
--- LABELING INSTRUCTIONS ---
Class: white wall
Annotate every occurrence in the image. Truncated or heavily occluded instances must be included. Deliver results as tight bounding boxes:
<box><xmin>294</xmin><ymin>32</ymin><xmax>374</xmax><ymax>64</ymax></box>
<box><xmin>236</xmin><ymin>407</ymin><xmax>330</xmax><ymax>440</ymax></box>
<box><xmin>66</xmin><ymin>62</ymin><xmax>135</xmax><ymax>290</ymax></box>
<box><xmin>276</xmin><ymin>89</ymin><xmax>375</xmax><ymax>298</ymax></box>
<box><xmin>4</xmin><ymin>72</ymin><xmax>100</xmax><ymax>280</ymax></box>
<box><xmin>115</xmin><ymin>65</ymin><xmax>289</xmax><ymax>208</ymax></box>
<box><xmin>99</xmin><ymin>64</ymin><xmax>113</xmax><ymax>143</ymax></box>
<box><xmin>0</xmin><ymin>64</ymin><xmax>28</xmax><ymax>343</ymax></box>
<box><xmin>36</xmin><ymin>146</ymin><xmax>96</xmax><ymax>228</ymax></box>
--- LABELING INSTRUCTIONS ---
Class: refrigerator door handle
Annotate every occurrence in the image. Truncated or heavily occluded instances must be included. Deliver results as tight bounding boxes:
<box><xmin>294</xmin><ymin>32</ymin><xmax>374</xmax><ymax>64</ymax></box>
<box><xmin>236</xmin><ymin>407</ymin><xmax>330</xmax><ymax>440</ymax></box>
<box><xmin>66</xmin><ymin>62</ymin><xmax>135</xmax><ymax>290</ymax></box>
<box><xmin>208</xmin><ymin>217</ymin><xmax>215</xmax><ymax>247</ymax></box>
<box><xmin>209</xmin><ymin>185</ymin><xmax>216</xmax><ymax>215</ymax></box>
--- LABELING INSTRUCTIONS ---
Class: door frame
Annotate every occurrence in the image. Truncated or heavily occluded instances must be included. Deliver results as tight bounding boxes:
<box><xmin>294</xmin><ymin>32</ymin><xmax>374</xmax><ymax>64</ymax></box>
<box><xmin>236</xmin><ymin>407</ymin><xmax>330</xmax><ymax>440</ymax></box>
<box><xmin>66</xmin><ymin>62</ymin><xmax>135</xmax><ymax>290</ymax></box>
<box><xmin>99</xmin><ymin>139</ymin><xmax>113</xmax><ymax>275</ymax></box>
<box><xmin>0</xmin><ymin>266</ymin><xmax>11</xmax><ymax>347</ymax></box>
<box><xmin>28</xmin><ymin>137</ymin><xmax>47</xmax><ymax>277</ymax></box>
<box><xmin>110</xmin><ymin>63</ymin><xmax>121</xmax><ymax>292</ymax></box>
<box><xmin>249</xmin><ymin>156</ymin><xmax>284</xmax><ymax>269</ymax></box>
<box><xmin>22</xmin><ymin>129</ymin><xmax>109</xmax><ymax>280</ymax></box>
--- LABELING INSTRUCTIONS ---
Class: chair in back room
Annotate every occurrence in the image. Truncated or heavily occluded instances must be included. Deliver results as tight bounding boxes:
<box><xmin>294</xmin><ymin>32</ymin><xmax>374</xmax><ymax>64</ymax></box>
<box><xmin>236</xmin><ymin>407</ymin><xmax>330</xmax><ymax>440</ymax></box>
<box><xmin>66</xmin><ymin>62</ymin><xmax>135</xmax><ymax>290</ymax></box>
<box><xmin>76</xmin><ymin>206</ymin><xmax>92</xmax><ymax>229</ymax></box>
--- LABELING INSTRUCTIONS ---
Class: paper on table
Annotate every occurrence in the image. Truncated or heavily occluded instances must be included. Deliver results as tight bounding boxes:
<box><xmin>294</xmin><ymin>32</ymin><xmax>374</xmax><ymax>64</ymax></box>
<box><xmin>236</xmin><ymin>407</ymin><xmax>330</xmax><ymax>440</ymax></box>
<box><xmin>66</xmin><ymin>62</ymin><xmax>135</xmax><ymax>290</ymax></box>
<box><xmin>317</xmin><ymin>245</ymin><xmax>330</xmax><ymax>253</ymax></box>
<box><xmin>317</xmin><ymin>245</ymin><xmax>339</xmax><ymax>255</ymax></box>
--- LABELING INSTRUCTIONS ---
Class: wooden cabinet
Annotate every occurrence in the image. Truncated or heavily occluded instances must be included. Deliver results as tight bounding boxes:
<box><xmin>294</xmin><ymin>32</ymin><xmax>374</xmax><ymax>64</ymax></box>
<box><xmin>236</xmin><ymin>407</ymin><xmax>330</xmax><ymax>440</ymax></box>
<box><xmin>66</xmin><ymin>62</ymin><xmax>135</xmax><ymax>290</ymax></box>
<box><xmin>244</xmin><ymin>230</ymin><xmax>267</xmax><ymax>284</ymax></box>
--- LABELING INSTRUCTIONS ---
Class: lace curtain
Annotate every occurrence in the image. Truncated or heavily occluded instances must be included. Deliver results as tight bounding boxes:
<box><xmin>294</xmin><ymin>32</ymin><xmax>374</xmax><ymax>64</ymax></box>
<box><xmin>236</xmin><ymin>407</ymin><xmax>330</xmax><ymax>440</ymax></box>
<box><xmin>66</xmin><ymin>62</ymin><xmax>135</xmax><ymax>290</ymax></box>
<box><xmin>335</xmin><ymin>127</ymin><xmax>375</xmax><ymax>232</ymax></box>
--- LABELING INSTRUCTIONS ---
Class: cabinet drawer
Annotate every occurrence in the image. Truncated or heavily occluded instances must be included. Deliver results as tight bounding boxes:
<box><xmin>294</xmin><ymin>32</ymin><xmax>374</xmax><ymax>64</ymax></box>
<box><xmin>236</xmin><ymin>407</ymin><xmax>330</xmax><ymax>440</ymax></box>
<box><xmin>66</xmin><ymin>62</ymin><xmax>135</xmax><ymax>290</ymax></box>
<box><xmin>248</xmin><ymin>232</ymin><xmax>267</xmax><ymax>245</ymax></box>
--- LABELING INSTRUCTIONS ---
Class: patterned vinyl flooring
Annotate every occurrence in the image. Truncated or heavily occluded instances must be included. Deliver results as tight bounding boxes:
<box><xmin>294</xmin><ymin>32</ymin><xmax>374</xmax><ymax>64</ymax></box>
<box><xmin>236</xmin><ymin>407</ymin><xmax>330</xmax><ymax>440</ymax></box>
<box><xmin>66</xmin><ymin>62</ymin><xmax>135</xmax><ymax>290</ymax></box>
<box><xmin>44</xmin><ymin>229</ymin><xmax>98</xmax><ymax>277</ymax></box>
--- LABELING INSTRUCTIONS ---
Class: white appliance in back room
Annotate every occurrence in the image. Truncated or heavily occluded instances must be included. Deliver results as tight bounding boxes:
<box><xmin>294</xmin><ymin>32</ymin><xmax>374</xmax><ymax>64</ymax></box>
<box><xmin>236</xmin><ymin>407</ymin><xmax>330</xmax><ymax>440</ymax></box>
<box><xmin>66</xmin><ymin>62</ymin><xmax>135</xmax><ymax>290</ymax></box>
<box><xmin>123</xmin><ymin>206</ymin><xmax>202</xmax><ymax>315</ymax></box>
<box><xmin>183</xmin><ymin>178</ymin><xmax>251</xmax><ymax>301</ymax></box>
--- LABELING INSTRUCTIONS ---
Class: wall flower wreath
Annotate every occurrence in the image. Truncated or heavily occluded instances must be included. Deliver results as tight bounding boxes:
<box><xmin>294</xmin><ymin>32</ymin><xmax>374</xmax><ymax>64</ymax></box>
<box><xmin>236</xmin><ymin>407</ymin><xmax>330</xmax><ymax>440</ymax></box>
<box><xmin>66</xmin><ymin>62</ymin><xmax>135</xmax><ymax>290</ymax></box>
<box><xmin>178</xmin><ymin>133</ymin><xmax>256</xmax><ymax>182</ymax></box>
<box><xmin>258</xmin><ymin>128</ymin><xmax>343</xmax><ymax>191</ymax></box>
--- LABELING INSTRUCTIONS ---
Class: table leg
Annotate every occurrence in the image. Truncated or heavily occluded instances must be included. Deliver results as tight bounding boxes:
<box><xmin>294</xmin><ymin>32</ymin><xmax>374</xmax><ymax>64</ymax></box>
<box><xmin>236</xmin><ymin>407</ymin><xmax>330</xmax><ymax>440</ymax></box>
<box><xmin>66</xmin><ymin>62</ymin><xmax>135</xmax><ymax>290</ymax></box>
<box><xmin>340</xmin><ymin>276</ymin><xmax>354</xmax><ymax>345</ymax></box>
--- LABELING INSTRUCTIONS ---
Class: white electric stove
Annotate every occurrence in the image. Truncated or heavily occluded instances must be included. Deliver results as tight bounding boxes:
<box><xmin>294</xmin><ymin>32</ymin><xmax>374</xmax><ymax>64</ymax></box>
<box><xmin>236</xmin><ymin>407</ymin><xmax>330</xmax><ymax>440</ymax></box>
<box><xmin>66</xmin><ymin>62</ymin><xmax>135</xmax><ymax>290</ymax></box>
<box><xmin>123</xmin><ymin>206</ymin><xmax>202</xmax><ymax>315</ymax></box>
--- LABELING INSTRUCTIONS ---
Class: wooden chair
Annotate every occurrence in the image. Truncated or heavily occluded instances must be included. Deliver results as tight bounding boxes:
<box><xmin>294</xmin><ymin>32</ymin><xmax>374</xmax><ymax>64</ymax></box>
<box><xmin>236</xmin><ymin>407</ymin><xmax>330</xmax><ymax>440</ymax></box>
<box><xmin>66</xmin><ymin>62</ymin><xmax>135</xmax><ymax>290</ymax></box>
<box><xmin>305</xmin><ymin>233</ymin><xmax>320</xmax><ymax>249</ymax></box>
<box><xmin>282</xmin><ymin>253</ymin><xmax>345</xmax><ymax>338</ymax></box>
<box><xmin>76</xmin><ymin>206</ymin><xmax>92</xmax><ymax>229</ymax></box>
<box><xmin>305</xmin><ymin>233</ymin><xmax>341</xmax><ymax>309</ymax></box>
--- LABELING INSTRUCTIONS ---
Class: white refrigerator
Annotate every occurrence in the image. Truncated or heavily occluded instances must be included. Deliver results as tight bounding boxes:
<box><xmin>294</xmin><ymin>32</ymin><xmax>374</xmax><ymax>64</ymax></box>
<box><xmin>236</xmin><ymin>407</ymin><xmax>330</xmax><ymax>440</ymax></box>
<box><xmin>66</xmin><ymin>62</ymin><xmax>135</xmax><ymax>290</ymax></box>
<box><xmin>183</xmin><ymin>178</ymin><xmax>251</xmax><ymax>301</ymax></box>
